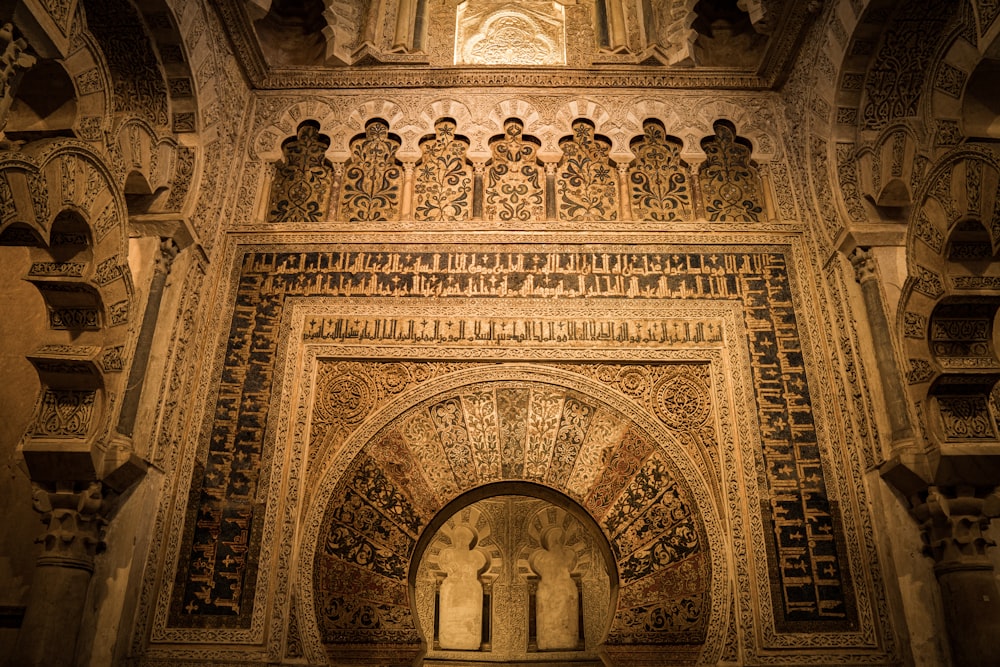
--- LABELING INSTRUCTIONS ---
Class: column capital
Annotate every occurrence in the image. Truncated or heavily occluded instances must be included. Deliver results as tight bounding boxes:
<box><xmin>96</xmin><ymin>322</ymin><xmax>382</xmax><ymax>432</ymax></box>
<box><xmin>30</xmin><ymin>481</ymin><xmax>108</xmax><ymax>572</ymax></box>
<box><xmin>912</xmin><ymin>485</ymin><xmax>1000</xmax><ymax>573</ymax></box>
<box><xmin>848</xmin><ymin>246</ymin><xmax>877</xmax><ymax>284</ymax></box>
<box><xmin>0</xmin><ymin>22</ymin><xmax>37</xmax><ymax>140</ymax></box>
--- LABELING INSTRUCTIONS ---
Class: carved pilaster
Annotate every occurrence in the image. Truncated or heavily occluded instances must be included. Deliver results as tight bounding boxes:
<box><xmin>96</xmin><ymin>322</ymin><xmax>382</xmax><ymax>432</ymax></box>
<box><xmin>0</xmin><ymin>22</ymin><xmax>36</xmax><ymax>139</ymax></box>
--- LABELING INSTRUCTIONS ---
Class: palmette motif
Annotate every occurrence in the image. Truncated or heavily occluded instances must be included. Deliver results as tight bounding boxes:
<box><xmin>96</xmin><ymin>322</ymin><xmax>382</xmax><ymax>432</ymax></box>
<box><xmin>557</xmin><ymin>120</ymin><xmax>618</xmax><ymax>221</ymax></box>
<box><xmin>341</xmin><ymin>120</ymin><xmax>403</xmax><ymax>222</ymax></box>
<box><xmin>486</xmin><ymin>119</ymin><xmax>545</xmax><ymax>222</ymax></box>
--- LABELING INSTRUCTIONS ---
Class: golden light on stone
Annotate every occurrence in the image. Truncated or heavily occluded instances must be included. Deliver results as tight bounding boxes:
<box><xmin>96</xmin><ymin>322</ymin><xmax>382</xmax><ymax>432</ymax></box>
<box><xmin>455</xmin><ymin>1</ymin><xmax>567</xmax><ymax>66</ymax></box>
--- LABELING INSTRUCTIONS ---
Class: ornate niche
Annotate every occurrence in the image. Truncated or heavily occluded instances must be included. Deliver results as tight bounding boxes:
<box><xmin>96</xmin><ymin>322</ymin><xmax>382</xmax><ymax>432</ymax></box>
<box><xmin>698</xmin><ymin>119</ymin><xmax>764</xmax><ymax>222</ymax></box>
<box><xmin>628</xmin><ymin>119</ymin><xmax>692</xmax><ymax>221</ymax></box>
<box><xmin>455</xmin><ymin>0</ymin><xmax>567</xmax><ymax>65</ymax></box>
<box><xmin>413</xmin><ymin>118</ymin><xmax>473</xmax><ymax>222</ymax></box>
<box><xmin>339</xmin><ymin>118</ymin><xmax>404</xmax><ymax>222</ymax></box>
<box><xmin>557</xmin><ymin>119</ymin><xmax>618</xmax><ymax>222</ymax></box>
<box><xmin>267</xmin><ymin>120</ymin><xmax>334</xmax><ymax>222</ymax></box>
<box><xmin>413</xmin><ymin>490</ymin><xmax>612</xmax><ymax>663</ymax></box>
<box><xmin>307</xmin><ymin>375</ymin><xmax>715</xmax><ymax>665</ymax></box>
<box><xmin>485</xmin><ymin>118</ymin><xmax>545</xmax><ymax>223</ymax></box>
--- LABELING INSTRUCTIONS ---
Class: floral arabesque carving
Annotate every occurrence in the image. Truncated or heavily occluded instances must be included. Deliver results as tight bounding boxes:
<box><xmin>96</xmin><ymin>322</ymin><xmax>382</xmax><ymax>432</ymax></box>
<box><xmin>267</xmin><ymin>121</ymin><xmax>334</xmax><ymax>222</ymax></box>
<box><xmin>698</xmin><ymin>121</ymin><xmax>763</xmax><ymax>221</ymax></box>
<box><xmin>413</xmin><ymin>118</ymin><xmax>473</xmax><ymax>222</ymax></box>
<box><xmin>628</xmin><ymin>119</ymin><xmax>692</xmax><ymax>221</ymax></box>
<box><xmin>485</xmin><ymin>118</ymin><xmax>544</xmax><ymax>222</ymax></box>
<box><xmin>557</xmin><ymin>119</ymin><xmax>618</xmax><ymax>221</ymax></box>
<box><xmin>340</xmin><ymin>119</ymin><xmax>403</xmax><ymax>222</ymax></box>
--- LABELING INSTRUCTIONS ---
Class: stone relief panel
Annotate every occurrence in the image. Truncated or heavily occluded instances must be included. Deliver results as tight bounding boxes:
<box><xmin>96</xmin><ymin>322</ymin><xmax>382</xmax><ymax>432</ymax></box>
<box><xmin>556</xmin><ymin>119</ymin><xmax>618</xmax><ymax>221</ymax></box>
<box><xmin>266</xmin><ymin>121</ymin><xmax>334</xmax><ymax>222</ymax></box>
<box><xmin>148</xmin><ymin>237</ymin><xmax>894</xmax><ymax>666</ymax></box>
<box><xmin>698</xmin><ymin>120</ymin><xmax>764</xmax><ymax>222</ymax></box>
<box><xmin>313</xmin><ymin>379</ymin><xmax>710</xmax><ymax>658</ymax></box>
<box><xmin>339</xmin><ymin>119</ymin><xmax>403</xmax><ymax>221</ymax></box>
<box><xmin>485</xmin><ymin>118</ymin><xmax>545</xmax><ymax>222</ymax></box>
<box><xmin>413</xmin><ymin>118</ymin><xmax>473</xmax><ymax>222</ymax></box>
<box><xmin>628</xmin><ymin>119</ymin><xmax>693</xmax><ymax>221</ymax></box>
<box><xmin>455</xmin><ymin>1</ymin><xmax>567</xmax><ymax>66</ymax></box>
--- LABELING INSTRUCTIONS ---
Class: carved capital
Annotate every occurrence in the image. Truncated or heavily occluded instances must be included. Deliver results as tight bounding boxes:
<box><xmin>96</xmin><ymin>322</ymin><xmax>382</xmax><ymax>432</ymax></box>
<box><xmin>912</xmin><ymin>486</ymin><xmax>1000</xmax><ymax>573</ymax></box>
<box><xmin>30</xmin><ymin>481</ymin><xmax>108</xmax><ymax>571</ymax></box>
<box><xmin>849</xmin><ymin>246</ymin><xmax>877</xmax><ymax>284</ymax></box>
<box><xmin>155</xmin><ymin>238</ymin><xmax>180</xmax><ymax>276</ymax></box>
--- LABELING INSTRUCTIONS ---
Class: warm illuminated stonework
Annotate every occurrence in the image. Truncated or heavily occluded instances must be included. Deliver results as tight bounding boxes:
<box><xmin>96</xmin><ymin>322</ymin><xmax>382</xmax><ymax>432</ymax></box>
<box><xmin>2</xmin><ymin>2</ymin><xmax>1000</xmax><ymax>667</ymax></box>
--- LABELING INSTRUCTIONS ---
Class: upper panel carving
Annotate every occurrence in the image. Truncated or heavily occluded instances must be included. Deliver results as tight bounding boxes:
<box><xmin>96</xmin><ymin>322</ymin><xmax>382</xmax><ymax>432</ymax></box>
<box><xmin>215</xmin><ymin>0</ymin><xmax>821</xmax><ymax>89</ymax></box>
<box><xmin>455</xmin><ymin>1</ymin><xmax>567</xmax><ymax>66</ymax></box>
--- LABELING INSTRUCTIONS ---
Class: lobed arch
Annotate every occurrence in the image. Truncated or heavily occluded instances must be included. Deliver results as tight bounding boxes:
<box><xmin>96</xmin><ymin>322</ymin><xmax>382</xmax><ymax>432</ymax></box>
<box><xmin>296</xmin><ymin>364</ymin><xmax>728</xmax><ymax>665</ymax></box>
<box><xmin>0</xmin><ymin>140</ymin><xmax>137</xmax><ymax>481</ymax></box>
<box><xmin>898</xmin><ymin>147</ymin><xmax>1000</xmax><ymax>402</ymax></box>
<box><xmin>109</xmin><ymin>117</ymin><xmax>185</xmax><ymax>213</ymax></box>
<box><xmin>855</xmin><ymin>121</ymin><xmax>926</xmax><ymax>211</ymax></box>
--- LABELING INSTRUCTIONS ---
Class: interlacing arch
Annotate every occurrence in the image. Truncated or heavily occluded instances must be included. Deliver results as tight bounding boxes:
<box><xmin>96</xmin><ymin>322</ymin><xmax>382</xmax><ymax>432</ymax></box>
<box><xmin>0</xmin><ymin>140</ymin><xmax>135</xmax><ymax>481</ymax></box>
<box><xmin>899</xmin><ymin>147</ymin><xmax>1000</xmax><ymax>442</ymax></box>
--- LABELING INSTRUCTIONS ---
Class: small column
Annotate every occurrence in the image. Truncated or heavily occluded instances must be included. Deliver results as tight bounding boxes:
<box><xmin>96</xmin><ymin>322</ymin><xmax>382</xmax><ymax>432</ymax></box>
<box><xmin>617</xmin><ymin>165</ymin><xmax>632</xmax><ymax>221</ymax></box>
<box><xmin>912</xmin><ymin>487</ymin><xmax>1000</xmax><ymax>667</ymax></box>
<box><xmin>472</xmin><ymin>161</ymin><xmax>485</xmax><ymax>221</ymax></box>
<box><xmin>544</xmin><ymin>162</ymin><xmax>557</xmax><ymax>221</ymax></box>
<box><xmin>848</xmin><ymin>247</ymin><xmax>914</xmax><ymax>448</ymax></box>
<box><xmin>13</xmin><ymin>482</ymin><xmax>106</xmax><ymax>667</ymax></box>
<box><xmin>331</xmin><ymin>162</ymin><xmax>344</xmax><ymax>220</ymax></box>
<box><xmin>401</xmin><ymin>161</ymin><xmax>416</xmax><ymax>220</ymax></box>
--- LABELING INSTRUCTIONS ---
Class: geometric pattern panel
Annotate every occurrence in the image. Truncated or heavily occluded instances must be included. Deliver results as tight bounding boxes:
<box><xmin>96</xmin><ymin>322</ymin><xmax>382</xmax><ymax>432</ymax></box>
<box><xmin>168</xmin><ymin>244</ymin><xmax>856</xmax><ymax>640</ymax></box>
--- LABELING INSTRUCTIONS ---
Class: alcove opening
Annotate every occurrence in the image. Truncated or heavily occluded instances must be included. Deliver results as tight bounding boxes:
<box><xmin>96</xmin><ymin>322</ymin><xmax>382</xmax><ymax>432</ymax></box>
<box><xmin>409</xmin><ymin>482</ymin><xmax>616</xmax><ymax>665</ymax></box>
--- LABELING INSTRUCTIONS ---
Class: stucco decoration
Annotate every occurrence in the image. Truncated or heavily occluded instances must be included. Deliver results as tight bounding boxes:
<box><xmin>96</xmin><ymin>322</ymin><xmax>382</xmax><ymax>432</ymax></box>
<box><xmin>455</xmin><ymin>1</ymin><xmax>567</xmax><ymax>66</ymax></box>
